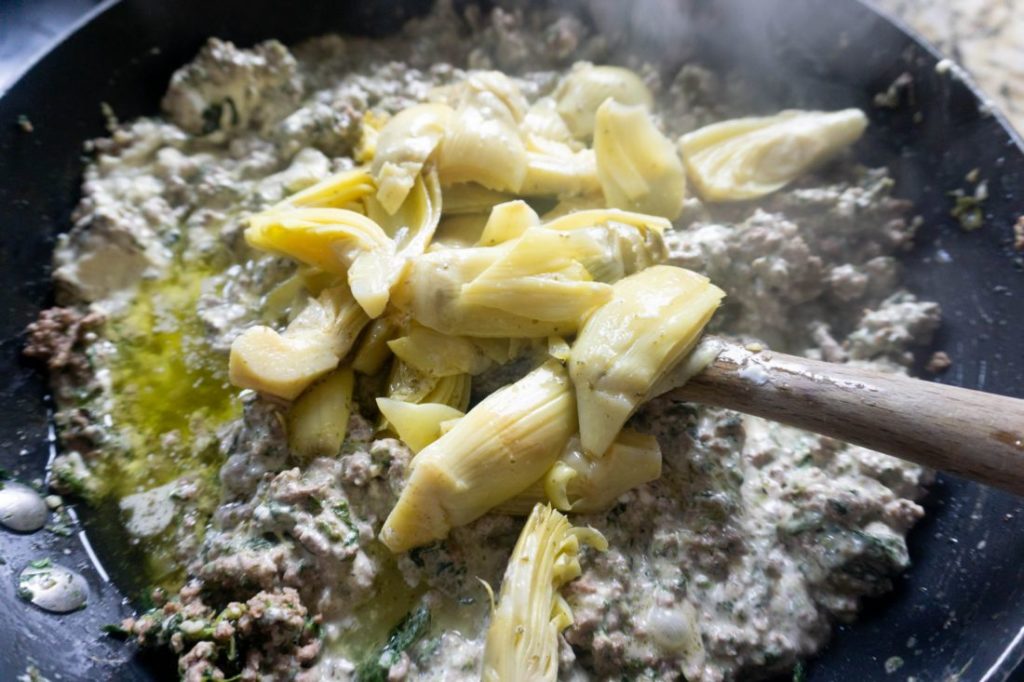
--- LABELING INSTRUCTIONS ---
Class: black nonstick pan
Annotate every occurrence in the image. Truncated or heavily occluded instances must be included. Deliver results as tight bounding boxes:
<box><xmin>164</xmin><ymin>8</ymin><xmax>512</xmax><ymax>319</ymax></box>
<box><xmin>1</xmin><ymin>0</ymin><xmax>1023</xmax><ymax>680</ymax></box>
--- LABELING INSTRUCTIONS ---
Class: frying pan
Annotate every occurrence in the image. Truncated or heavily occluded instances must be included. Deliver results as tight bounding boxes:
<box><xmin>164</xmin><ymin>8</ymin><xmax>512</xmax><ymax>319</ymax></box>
<box><xmin>1</xmin><ymin>0</ymin><xmax>1022</xmax><ymax>680</ymax></box>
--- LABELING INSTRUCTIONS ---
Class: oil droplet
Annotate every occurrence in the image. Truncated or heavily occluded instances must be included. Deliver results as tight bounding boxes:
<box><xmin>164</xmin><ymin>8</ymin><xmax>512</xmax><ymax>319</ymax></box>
<box><xmin>18</xmin><ymin>560</ymin><xmax>89</xmax><ymax>613</ymax></box>
<box><xmin>0</xmin><ymin>481</ymin><xmax>48</xmax><ymax>532</ymax></box>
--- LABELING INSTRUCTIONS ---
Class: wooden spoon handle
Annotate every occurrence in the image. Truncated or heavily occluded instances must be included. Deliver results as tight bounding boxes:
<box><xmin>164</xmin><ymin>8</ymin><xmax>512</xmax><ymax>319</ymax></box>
<box><xmin>664</xmin><ymin>340</ymin><xmax>1024</xmax><ymax>496</ymax></box>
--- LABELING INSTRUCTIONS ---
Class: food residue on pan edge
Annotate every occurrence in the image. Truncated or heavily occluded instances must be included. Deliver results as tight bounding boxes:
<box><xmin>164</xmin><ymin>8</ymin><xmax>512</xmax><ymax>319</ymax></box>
<box><xmin>21</xmin><ymin>2</ymin><xmax>942</xmax><ymax>681</ymax></box>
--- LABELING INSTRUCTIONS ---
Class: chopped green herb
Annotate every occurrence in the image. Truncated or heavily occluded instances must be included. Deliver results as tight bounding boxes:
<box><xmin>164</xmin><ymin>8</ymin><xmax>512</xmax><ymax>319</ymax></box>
<box><xmin>355</xmin><ymin>604</ymin><xmax>431</xmax><ymax>682</ymax></box>
<box><xmin>102</xmin><ymin>623</ymin><xmax>131</xmax><ymax>639</ymax></box>
<box><xmin>949</xmin><ymin>181</ymin><xmax>988</xmax><ymax>231</ymax></box>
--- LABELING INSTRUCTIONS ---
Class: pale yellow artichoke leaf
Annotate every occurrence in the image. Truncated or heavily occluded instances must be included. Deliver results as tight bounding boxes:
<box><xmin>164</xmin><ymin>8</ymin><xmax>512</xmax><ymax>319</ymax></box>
<box><xmin>376</xmin><ymin>398</ymin><xmax>465</xmax><ymax>454</ymax></box>
<box><xmin>386</xmin><ymin>359</ymin><xmax>472</xmax><ymax>412</ymax></box>
<box><xmin>388</xmin><ymin>324</ymin><xmax>494</xmax><ymax>378</ymax></box>
<box><xmin>268</xmin><ymin>167</ymin><xmax>375</xmax><ymax>211</ymax></box>
<box><xmin>353</xmin><ymin>109</ymin><xmax>390</xmax><ymax>164</ymax></box>
<box><xmin>497</xmin><ymin>430</ymin><xmax>662</xmax><ymax>515</ymax></box>
<box><xmin>540</xmin><ymin>208</ymin><xmax>671</xmax><ymax>236</ymax></box>
<box><xmin>461</xmin><ymin>227</ymin><xmax>613</xmax><ymax>322</ymax></box>
<box><xmin>347</xmin><ymin>245</ymin><xmax>399</xmax><ymax>319</ymax></box>
<box><xmin>371</xmin><ymin>103</ymin><xmax>453</xmax><ymax>214</ymax></box>
<box><xmin>594</xmin><ymin>99</ymin><xmax>687</xmax><ymax>220</ymax></box>
<box><xmin>394</xmin><ymin>244</ymin><xmax>598</xmax><ymax>338</ymax></box>
<box><xmin>519</xmin><ymin>147</ymin><xmax>601</xmax><ymax>198</ymax></box>
<box><xmin>288</xmin><ymin>367</ymin><xmax>354</xmax><ymax>460</ymax></box>
<box><xmin>477</xmin><ymin>200</ymin><xmax>540</xmax><ymax>247</ymax></box>
<box><xmin>351</xmin><ymin>315</ymin><xmax>400</xmax><ymax>375</ymax></box>
<box><xmin>245</xmin><ymin>207</ymin><xmax>391</xmax><ymax>275</ymax></box>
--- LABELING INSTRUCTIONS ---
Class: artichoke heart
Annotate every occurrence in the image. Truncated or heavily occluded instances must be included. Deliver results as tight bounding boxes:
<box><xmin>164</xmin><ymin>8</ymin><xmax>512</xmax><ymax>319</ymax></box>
<box><xmin>678</xmin><ymin>108</ymin><xmax>869</xmax><ymax>201</ymax></box>
<box><xmin>287</xmin><ymin>366</ymin><xmax>354</xmax><ymax>460</ymax></box>
<box><xmin>380</xmin><ymin>361</ymin><xmax>576</xmax><ymax>553</ymax></box>
<box><xmin>371</xmin><ymin>103</ymin><xmax>453</xmax><ymax>214</ymax></box>
<box><xmin>437</xmin><ymin>72</ymin><xmax>529</xmax><ymax>192</ymax></box>
<box><xmin>499</xmin><ymin>431</ymin><xmax>662</xmax><ymax>515</ymax></box>
<box><xmin>570</xmin><ymin>266</ymin><xmax>725</xmax><ymax>455</ymax></box>
<box><xmin>482</xmin><ymin>503</ymin><xmax>606</xmax><ymax>682</ymax></box>
<box><xmin>229</xmin><ymin>284</ymin><xmax>370</xmax><ymax>400</ymax></box>
<box><xmin>269</xmin><ymin>167</ymin><xmax>375</xmax><ymax>211</ymax></box>
<box><xmin>244</xmin><ymin>207</ymin><xmax>397</xmax><ymax>318</ymax></box>
<box><xmin>460</xmin><ymin>227</ymin><xmax>613</xmax><ymax>324</ymax></box>
<box><xmin>388</xmin><ymin>324</ymin><xmax>494</xmax><ymax>378</ymax></box>
<box><xmin>555</xmin><ymin>62</ymin><xmax>654</xmax><ymax>139</ymax></box>
<box><xmin>594</xmin><ymin>99</ymin><xmax>687</xmax><ymax>220</ymax></box>
<box><xmin>376</xmin><ymin>398</ymin><xmax>464</xmax><ymax>454</ymax></box>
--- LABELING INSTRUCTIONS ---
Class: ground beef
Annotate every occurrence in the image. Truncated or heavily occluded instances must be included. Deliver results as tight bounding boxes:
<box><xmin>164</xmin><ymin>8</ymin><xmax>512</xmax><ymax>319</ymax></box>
<box><xmin>23</xmin><ymin>307</ymin><xmax>104</xmax><ymax>376</ymax></box>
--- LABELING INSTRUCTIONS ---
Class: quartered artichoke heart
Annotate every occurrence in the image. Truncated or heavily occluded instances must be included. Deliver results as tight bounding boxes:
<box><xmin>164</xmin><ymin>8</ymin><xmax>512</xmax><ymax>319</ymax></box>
<box><xmin>371</xmin><ymin>103</ymin><xmax>452</xmax><ymax>214</ymax></box>
<box><xmin>379</xmin><ymin>360</ymin><xmax>576</xmax><ymax>553</ymax></box>
<box><xmin>482</xmin><ymin>503</ymin><xmax>607</xmax><ymax>682</ymax></box>
<box><xmin>229</xmin><ymin>284</ymin><xmax>369</xmax><ymax>400</ymax></box>
<box><xmin>437</xmin><ymin>71</ymin><xmax>529</xmax><ymax>193</ymax></box>
<box><xmin>594</xmin><ymin>99</ymin><xmax>687</xmax><ymax>220</ymax></box>
<box><xmin>678</xmin><ymin>108</ymin><xmax>869</xmax><ymax>201</ymax></box>
<box><xmin>498</xmin><ymin>430</ymin><xmax>662</xmax><ymax>515</ymax></box>
<box><xmin>554</xmin><ymin>61</ymin><xmax>654</xmax><ymax>139</ymax></box>
<box><xmin>570</xmin><ymin>265</ymin><xmax>726</xmax><ymax>456</ymax></box>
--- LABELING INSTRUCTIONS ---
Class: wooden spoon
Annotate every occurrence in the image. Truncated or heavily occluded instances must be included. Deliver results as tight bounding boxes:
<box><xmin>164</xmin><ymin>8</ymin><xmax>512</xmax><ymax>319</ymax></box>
<box><xmin>660</xmin><ymin>338</ymin><xmax>1024</xmax><ymax>496</ymax></box>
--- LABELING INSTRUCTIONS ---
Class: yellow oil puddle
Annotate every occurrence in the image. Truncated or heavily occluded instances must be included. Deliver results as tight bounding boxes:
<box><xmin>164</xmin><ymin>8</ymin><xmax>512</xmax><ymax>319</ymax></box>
<box><xmin>91</xmin><ymin>254</ymin><xmax>240</xmax><ymax>588</ymax></box>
